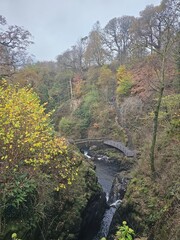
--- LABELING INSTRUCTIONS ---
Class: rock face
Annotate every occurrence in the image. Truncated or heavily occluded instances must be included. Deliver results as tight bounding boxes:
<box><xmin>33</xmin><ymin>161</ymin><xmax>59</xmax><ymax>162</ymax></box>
<box><xmin>107</xmin><ymin>201</ymin><xmax>138</xmax><ymax>240</ymax></box>
<box><xmin>78</xmin><ymin>192</ymin><xmax>107</xmax><ymax>240</ymax></box>
<box><xmin>107</xmin><ymin>175</ymin><xmax>135</xmax><ymax>240</ymax></box>
<box><xmin>78</xmin><ymin>144</ymin><xmax>135</xmax><ymax>240</ymax></box>
<box><xmin>108</xmin><ymin>174</ymin><xmax>129</xmax><ymax>204</ymax></box>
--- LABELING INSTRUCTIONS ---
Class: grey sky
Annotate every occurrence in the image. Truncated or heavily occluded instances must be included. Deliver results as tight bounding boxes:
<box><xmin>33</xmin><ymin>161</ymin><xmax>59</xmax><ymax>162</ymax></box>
<box><xmin>1</xmin><ymin>0</ymin><xmax>161</xmax><ymax>61</ymax></box>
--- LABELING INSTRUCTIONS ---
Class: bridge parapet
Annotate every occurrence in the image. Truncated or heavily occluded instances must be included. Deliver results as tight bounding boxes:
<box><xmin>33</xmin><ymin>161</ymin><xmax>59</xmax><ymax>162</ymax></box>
<box><xmin>73</xmin><ymin>138</ymin><xmax>106</xmax><ymax>144</ymax></box>
<box><xmin>104</xmin><ymin>140</ymin><xmax>136</xmax><ymax>157</ymax></box>
<box><xmin>71</xmin><ymin>138</ymin><xmax>136</xmax><ymax>158</ymax></box>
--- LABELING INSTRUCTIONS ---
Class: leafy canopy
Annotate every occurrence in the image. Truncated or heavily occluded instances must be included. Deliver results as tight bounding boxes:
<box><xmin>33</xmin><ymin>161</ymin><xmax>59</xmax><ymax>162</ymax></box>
<box><xmin>116</xmin><ymin>66</ymin><xmax>133</xmax><ymax>96</ymax></box>
<box><xmin>0</xmin><ymin>81</ymin><xmax>79</xmax><ymax>189</ymax></box>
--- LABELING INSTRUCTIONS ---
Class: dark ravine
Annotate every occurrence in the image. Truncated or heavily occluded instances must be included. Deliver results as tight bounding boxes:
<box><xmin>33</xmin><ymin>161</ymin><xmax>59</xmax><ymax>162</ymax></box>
<box><xmin>80</xmin><ymin>148</ymin><xmax>131</xmax><ymax>240</ymax></box>
<box><xmin>96</xmin><ymin>174</ymin><xmax>130</xmax><ymax>240</ymax></box>
<box><xmin>92</xmin><ymin>158</ymin><xmax>121</xmax><ymax>240</ymax></box>
<box><xmin>78</xmin><ymin>192</ymin><xmax>107</xmax><ymax>240</ymax></box>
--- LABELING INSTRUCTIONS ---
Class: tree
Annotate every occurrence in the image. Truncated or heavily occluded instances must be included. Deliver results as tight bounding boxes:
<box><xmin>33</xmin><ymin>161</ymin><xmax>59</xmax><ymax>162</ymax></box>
<box><xmin>11</xmin><ymin>65</ymin><xmax>41</xmax><ymax>87</ymax></box>
<box><xmin>103</xmin><ymin>16</ymin><xmax>135</xmax><ymax>63</ymax></box>
<box><xmin>103</xmin><ymin>17</ymin><xmax>122</xmax><ymax>61</ymax></box>
<box><xmin>139</xmin><ymin>4</ymin><xmax>163</xmax><ymax>52</ymax></box>
<box><xmin>143</xmin><ymin>0</ymin><xmax>179</xmax><ymax>176</ymax></box>
<box><xmin>134</xmin><ymin>0</ymin><xmax>179</xmax><ymax>54</ymax></box>
<box><xmin>76</xmin><ymin>38</ymin><xmax>88</xmax><ymax>72</ymax></box>
<box><xmin>116</xmin><ymin>66</ymin><xmax>133</xmax><ymax>97</ymax></box>
<box><xmin>0</xmin><ymin>16</ymin><xmax>33</xmax><ymax>78</ymax></box>
<box><xmin>57</xmin><ymin>48</ymin><xmax>77</xmax><ymax>71</ymax></box>
<box><xmin>0</xmin><ymin>81</ymin><xmax>82</xmax><ymax>238</ymax></box>
<box><xmin>128</xmin><ymin>18</ymin><xmax>148</xmax><ymax>60</ymax></box>
<box><xmin>84</xmin><ymin>21</ymin><xmax>107</xmax><ymax>67</ymax></box>
<box><xmin>72</xmin><ymin>73</ymin><xmax>85</xmax><ymax>99</ymax></box>
<box><xmin>0</xmin><ymin>81</ymin><xmax>79</xmax><ymax>188</ymax></box>
<box><xmin>56</xmin><ymin>39</ymin><xmax>87</xmax><ymax>73</ymax></box>
<box><xmin>98</xmin><ymin>65</ymin><xmax>115</xmax><ymax>101</ymax></box>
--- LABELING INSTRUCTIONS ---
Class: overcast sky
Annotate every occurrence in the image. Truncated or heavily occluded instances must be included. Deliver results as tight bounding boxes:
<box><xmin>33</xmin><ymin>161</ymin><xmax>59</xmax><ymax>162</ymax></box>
<box><xmin>1</xmin><ymin>0</ymin><xmax>161</xmax><ymax>62</ymax></box>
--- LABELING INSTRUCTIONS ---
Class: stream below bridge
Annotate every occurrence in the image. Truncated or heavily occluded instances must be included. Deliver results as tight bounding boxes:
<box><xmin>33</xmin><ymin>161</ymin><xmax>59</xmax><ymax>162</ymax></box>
<box><xmin>83</xmin><ymin>151</ymin><xmax>127</xmax><ymax>240</ymax></box>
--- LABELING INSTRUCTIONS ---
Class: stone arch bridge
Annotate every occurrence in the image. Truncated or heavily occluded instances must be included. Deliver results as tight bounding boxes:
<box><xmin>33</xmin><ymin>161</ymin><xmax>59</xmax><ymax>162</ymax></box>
<box><xmin>70</xmin><ymin>138</ymin><xmax>136</xmax><ymax>157</ymax></box>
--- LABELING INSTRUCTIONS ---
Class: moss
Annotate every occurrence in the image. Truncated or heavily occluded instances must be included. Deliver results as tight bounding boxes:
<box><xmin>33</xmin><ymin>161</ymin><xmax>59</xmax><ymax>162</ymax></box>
<box><xmin>41</xmin><ymin>160</ymin><xmax>102</xmax><ymax>240</ymax></box>
<box><xmin>110</xmin><ymin>126</ymin><xmax>180</xmax><ymax>239</ymax></box>
<box><xmin>0</xmin><ymin>156</ymin><xmax>102</xmax><ymax>240</ymax></box>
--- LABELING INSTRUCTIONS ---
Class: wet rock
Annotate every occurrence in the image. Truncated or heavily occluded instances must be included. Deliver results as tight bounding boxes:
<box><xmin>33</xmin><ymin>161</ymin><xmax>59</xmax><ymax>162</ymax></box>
<box><xmin>108</xmin><ymin>174</ymin><xmax>129</xmax><ymax>204</ymax></box>
<box><xmin>89</xmin><ymin>145</ymin><xmax>98</xmax><ymax>150</ymax></box>
<box><xmin>109</xmin><ymin>199</ymin><xmax>122</xmax><ymax>208</ymax></box>
<box><xmin>107</xmin><ymin>199</ymin><xmax>145</xmax><ymax>240</ymax></box>
<box><xmin>96</xmin><ymin>155</ymin><xmax>110</xmax><ymax>161</ymax></box>
<box><xmin>78</xmin><ymin>192</ymin><xmax>107</xmax><ymax>240</ymax></box>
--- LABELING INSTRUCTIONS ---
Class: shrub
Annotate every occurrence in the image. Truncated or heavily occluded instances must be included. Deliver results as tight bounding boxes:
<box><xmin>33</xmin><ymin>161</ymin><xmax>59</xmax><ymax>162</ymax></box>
<box><xmin>0</xmin><ymin>81</ymin><xmax>79</xmax><ymax>188</ymax></box>
<box><xmin>116</xmin><ymin>66</ymin><xmax>133</xmax><ymax>97</ymax></box>
<box><xmin>100</xmin><ymin>221</ymin><xmax>135</xmax><ymax>240</ymax></box>
<box><xmin>59</xmin><ymin>117</ymin><xmax>75</xmax><ymax>135</ymax></box>
<box><xmin>115</xmin><ymin>221</ymin><xmax>135</xmax><ymax>240</ymax></box>
<box><xmin>0</xmin><ymin>81</ymin><xmax>81</xmax><ymax>238</ymax></box>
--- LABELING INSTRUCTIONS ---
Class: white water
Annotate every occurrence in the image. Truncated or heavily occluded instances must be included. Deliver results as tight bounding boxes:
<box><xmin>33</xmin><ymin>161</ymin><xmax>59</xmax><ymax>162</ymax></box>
<box><xmin>93</xmin><ymin>207</ymin><xmax>116</xmax><ymax>240</ymax></box>
<box><xmin>82</xmin><ymin>150</ymin><xmax>121</xmax><ymax>240</ymax></box>
<box><xmin>84</xmin><ymin>150</ymin><xmax>91</xmax><ymax>159</ymax></box>
<box><xmin>106</xmin><ymin>192</ymin><xmax>109</xmax><ymax>202</ymax></box>
<box><xmin>92</xmin><ymin>159</ymin><xmax>121</xmax><ymax>239</ymax></box>
<box><xmin>109</xmin><ymin>199</ymin><xmax>122</xmax><ymax>208</ymax></box>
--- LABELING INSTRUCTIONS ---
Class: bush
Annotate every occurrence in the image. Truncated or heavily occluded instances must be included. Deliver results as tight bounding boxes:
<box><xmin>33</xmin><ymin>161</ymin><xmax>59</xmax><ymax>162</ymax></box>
<box><xmin>59</xmin><ymin>117</ymin><xmax>75</xmax><ymax>135</ymax></box>
<box><xmin>116</xmin><ymin>66</ymin><xmax>133</xmax><ymax>97</ymax></box>
<box><xmin>115</xmin><ymin>221</ymin><xmax>135</xmax><ymax>240</ymax></box>
<box><xmin>0</xmin><ymin>81</ymin><xmax>79</xmax><ymax>188</ymax></box>
<box><xmin>100</xmin><ymin>221</ymin><xmax>135</xmax><ymax>240</ymax></box>
<box><xmin>74</xmin><ymin>88</ymin><xmax>100</xmax><ymax>136</ymax></box>
<box><xmin>0</xmin><ymin>81</ymin><xmax>80</xmax><ymax>238</ymax></box>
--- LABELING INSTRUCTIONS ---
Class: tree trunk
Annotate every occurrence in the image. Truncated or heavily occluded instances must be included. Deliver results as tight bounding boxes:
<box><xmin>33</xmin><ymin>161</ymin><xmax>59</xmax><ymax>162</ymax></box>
<box><xmin>149</xmin><ymin>85</ymin><xmax>164</xmax><ymax>175</ymax></box>
<box><xmin>149</xmin><ymin>55</ymin><xmax>165</xmax><ymax>177</ymax></box>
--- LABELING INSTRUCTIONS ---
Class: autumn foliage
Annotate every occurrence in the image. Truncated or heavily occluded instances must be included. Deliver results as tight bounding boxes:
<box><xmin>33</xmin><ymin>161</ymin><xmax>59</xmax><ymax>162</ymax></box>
<box><xmin>0</xmin><ymin>81</ymin><xmax>79</xmax><ymax>189</ymax></box>
<box><xmin>116</xmin><ymin>66</ymin><xmax>133</xmax><ymax>96</ymax></box>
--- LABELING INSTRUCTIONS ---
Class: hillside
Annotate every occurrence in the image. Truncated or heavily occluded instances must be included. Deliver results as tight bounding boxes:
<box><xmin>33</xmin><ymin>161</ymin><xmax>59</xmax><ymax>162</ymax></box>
<box><xmin>0</xmin><ymin>0</ymin><xmax>179</xmax><ymax>239</ymax></box>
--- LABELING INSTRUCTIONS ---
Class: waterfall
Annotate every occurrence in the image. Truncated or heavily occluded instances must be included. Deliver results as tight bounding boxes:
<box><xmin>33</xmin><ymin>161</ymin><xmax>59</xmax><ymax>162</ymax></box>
<box><xmin>82</xmin><ymin>149</ymin><xmax>127</xmax><ymax>240</ymax></box>
<box><xmin>92</xmin><ymin>158</ymin><xmax>122</xmax><ymax>239</ymax></box>
<box><xmin>93</xmin><ymin>207</ymin><xmax>116</xmax><ymax>240</ymax></box>
<box><xmin>84</xmin><ymin>150</ymin><xmax>91</xmax><ymax>159</ymax></box>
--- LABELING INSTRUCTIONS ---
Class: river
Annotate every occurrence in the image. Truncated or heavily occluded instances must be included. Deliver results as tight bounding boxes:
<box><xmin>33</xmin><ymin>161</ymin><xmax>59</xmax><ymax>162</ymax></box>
<box><xmin>92</xmin><ymin>157</ymin><xmax>120</xmax><ymax>239</ymax></box>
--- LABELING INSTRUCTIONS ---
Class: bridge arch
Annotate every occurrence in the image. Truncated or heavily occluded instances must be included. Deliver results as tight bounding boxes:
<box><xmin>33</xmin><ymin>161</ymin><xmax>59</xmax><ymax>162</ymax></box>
<box><xmin>71</xmin><ymin>138</ymin><xmax>136</xmax><ymax>157</ymax></box>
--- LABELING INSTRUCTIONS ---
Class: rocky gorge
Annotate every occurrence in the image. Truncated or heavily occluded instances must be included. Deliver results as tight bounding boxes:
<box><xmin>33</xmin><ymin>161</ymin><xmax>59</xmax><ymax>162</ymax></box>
<box><xmin>77</xmin><ymin>143</ymin><xmax>134</xmax><ymax>240</ymax></box>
